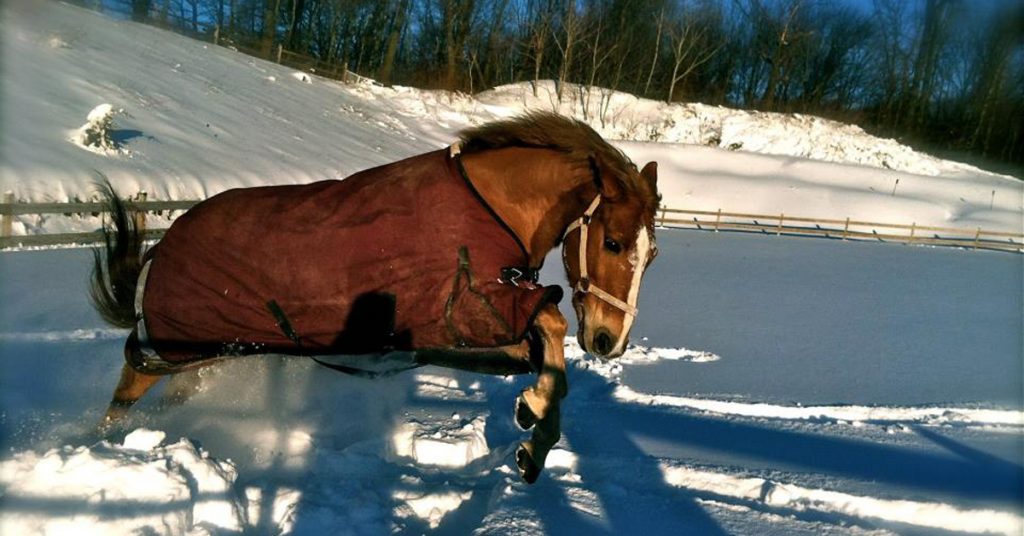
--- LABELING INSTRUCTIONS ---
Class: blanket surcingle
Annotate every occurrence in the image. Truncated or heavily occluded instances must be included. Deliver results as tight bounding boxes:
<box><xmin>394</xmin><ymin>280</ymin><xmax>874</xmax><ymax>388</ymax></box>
<box><xmin>135</xmin><ymin>148</ymin><xmax>562</xmax><ymax>369</ymax></box>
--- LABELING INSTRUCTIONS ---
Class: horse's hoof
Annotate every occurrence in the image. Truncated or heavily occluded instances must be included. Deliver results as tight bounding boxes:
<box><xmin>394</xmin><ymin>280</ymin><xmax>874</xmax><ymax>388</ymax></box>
<box><xmin>516</xmin><ymin>443</ymin><xmax>541</xmax><ymax>484</ymax></box>
<box><xmin>514</xmin><ymin>390</ymin><xmax>539</xmax><ymax>431</ymax></box>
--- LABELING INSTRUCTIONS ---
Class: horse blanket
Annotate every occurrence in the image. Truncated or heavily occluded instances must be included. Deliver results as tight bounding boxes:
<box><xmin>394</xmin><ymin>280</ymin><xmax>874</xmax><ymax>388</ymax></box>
<box><xmin>134</xmin><ymin>148</ymin><xmax>562</xmax><ymax>368</ymax></box>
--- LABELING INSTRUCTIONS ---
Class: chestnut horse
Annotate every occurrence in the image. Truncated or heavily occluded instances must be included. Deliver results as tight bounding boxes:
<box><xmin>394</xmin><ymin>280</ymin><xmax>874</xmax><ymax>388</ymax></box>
<box><xmin>91</xmin><ymin>112</ymin><xmax>659</xmax><ymax>483</ymax></box>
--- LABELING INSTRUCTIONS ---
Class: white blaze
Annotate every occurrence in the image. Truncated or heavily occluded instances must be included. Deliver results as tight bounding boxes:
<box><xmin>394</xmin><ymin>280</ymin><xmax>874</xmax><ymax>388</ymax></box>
<box><xmin>611</xmin><ymin>226</ymin><xmax>651</xmax><ymax>354</ymax></box>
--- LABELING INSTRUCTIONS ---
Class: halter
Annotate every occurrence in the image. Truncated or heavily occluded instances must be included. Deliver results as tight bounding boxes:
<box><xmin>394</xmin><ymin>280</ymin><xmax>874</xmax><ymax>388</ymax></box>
<box><xmin>562</xmin><ymin>196</ymin><xmax>639</xmax><ymax>318</ymax></box>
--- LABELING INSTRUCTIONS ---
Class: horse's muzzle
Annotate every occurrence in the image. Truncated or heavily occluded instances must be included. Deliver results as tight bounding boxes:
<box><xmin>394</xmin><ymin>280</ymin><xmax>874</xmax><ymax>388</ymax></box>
<box><xmin>592</xmin><ymin>329</ymin><xmax>614</xmax><ymax>356</ymax></box>
<box><xmin>580</xmin><ymin>326</ymin><xmax>624</xmax><ymax>359</ymax></box>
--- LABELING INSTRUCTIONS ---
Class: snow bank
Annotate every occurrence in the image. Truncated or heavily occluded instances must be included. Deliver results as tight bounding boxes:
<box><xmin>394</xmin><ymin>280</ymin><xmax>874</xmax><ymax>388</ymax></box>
<box><xmin>0</xmin><ymin>429</ymin><xmax>242</xmax><ymax>535</ymax></box>
<box><xmin>476</xmin><ymin>81</ymin><xmax>987</xmax><ymax>178</ymax></box>
<box><xmin>661</xmin><ymin>462</ymin><xmax>1022</xmax><ymax>535</ymax></box>
<box><xmin>613</xmin><ymin>385</ymin><xmax>1024</xmax><ymax>429</ymax></box>
<box><xmin>68</xmin><ymin>103</ymin><xmax>124</xmax><ymax>155</ymax></box>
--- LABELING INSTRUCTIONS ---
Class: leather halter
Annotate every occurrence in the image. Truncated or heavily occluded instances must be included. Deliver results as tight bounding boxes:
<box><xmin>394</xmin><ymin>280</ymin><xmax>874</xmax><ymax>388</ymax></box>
<box><xmin>562</xmin><ymin>196</ymin><xmax>638</xmax><ymax>318</ymax></box>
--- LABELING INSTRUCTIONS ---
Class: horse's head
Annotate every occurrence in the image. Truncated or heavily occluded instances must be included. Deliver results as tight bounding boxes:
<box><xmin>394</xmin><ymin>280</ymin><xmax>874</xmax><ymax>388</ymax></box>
<box><xmin>562</xmin><ymin>160</ymin><xmax>659</xmax><ymax>359</ymax></box>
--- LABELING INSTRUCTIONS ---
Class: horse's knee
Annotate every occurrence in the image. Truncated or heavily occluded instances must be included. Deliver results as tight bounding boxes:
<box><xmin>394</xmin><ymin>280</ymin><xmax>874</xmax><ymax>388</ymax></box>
<box><xmin>535</xmin><ymin>304</ymin><xmax>567</xmax><ymax>340</ymax></box>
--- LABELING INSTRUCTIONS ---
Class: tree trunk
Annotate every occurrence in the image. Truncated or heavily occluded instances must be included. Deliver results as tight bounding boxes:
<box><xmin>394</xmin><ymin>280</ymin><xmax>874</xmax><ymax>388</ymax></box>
<box><xmin>131</xmin><ymin>0</ymin><xmax>150</xmax><ymax>22</ymax></box>
<box><xmin>556</xmin><ymin>0</ymin><xmax>578</xmax><ymax>102</ymax></box>
<box><xmin>379</xmin><ymin>0</ymin><xmax>409</xmax><ymax>85</ymax></box>
<box><xmin>261</xmin><ymin>0</ymin><xmax>281</xmax><ymax>57</ymax></box>
<box><xmin>285</xmin><ymin>0</ymin><xmax>306</xmax><ymax>51</ymax></box>
<box><xmin>644</xmin><ymin>7</ymin><xmax>665</xmax><ymax>97</ymax></box>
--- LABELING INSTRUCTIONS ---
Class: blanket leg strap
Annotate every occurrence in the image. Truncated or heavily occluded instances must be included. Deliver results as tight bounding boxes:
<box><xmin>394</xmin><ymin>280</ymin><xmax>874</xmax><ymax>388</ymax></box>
<box><xmin>267</xmin><ymin>300</ymin><xmax>423</xmax><ymax>379</ymax></box>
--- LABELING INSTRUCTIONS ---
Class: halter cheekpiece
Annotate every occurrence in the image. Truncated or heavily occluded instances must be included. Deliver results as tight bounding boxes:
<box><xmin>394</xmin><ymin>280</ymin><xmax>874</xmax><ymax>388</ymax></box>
<box><xmin>562</xmin><ymin>196</ymin><xmax>639</xmax><ymax>318</ymax></box>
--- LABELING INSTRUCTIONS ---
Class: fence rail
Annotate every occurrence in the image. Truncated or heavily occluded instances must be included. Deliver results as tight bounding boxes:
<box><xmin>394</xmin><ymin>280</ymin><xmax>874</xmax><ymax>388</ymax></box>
<box><xmin>0</xmin><ymin>195</ymin><xmax>200</xmax><ymax>249</ymax></box>
<box><xmin>1</xmin><ymin>196</ymin><xmax>1020</xmax><ymax>253</ymax></box>
<box><xmin>658</xmin><ymin>208</ymin><xmax>1023</xmax><ymax>253</ymax></box>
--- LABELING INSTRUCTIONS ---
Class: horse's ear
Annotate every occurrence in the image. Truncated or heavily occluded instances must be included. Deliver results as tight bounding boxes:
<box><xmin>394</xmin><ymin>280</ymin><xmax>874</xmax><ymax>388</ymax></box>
<box><xmin>589</xmin><ymin>155</ymin><xmax>623</xmax><ymax>200</ymax></box>
<box><xmin>640</xmin><ymin>161</ymin><xmax>658</xmax><ymax>190</ymax></box>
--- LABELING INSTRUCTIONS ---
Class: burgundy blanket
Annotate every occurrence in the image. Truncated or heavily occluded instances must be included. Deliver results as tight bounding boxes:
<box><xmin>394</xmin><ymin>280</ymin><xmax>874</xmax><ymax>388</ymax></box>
<box><xmin>138</xmin><ymin>149</ymin><xmax>560</xmax><ymax>365</ymax></box>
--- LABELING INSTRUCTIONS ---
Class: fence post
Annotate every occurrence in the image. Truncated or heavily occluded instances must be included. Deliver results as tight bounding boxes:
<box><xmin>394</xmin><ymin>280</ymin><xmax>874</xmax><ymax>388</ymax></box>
<box><xmin>842</xmin><ymin>217</ymin><xmax>850</xmax><ymax>240</ymax></box>
<box><xmin>1</xmin><ymin>192</ymin><xmax>13</xmax><ymax>238</ymax></box>
<box><xmin>659</xmin><ymin>207</ymin><xmax>667</xmax><ymax>227</ymax></box>
<box><xmin>276</xmin><ymin>44</ymin><xmax>283</xmax><ymax>64</ymax></box>
<box><xmin>133</xmin><ymin>192</ymin><xmax>147</xmax><ymax>235</ymax></box>
<box><xmin>908</xmin><ymin>222</ymin><xmax>916</xmax><ymax>244</ymax></box>
<box><xmin>776</xmin><ymin>213</ymin><xmax>784</xmax><ymax>236</ymax></box>
<box><xmin>714</xmin><ymin>208</ymin><xmax>721</xmax><ymax>231</ymax></box>
<box><xmin>974</xmin><ymin>227</ymin><xmax>981</xmax><ymax>250</ymax></box>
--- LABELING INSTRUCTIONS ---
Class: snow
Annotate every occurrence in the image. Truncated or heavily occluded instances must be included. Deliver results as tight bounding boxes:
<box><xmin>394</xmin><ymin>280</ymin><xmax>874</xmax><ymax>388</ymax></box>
<box><xmin>69</xmin><ymin>103</ymin><xmax>125</xmax><ymax>155</ymax></box>
<box><xmin>389</xmin><ymin>415</ymin><xmax>490</xmax><ymax>468</ymax></box>
<box><xmin>121</xmin><ymin>427</ymin><xmax>166</xmax><ymax>450</ymax></box>
<box><xmin>2</xmin><ymin>234</ymin><xmax>1020</xmax><ymax>535</ymax></box>
<box><xmin>660</xmin><ymin>463</ymin><xmax>1022</xmax><ymax>535</ymax></box>
<box><xmin>0</xmin><ymin>435</ymin><xmax>242</xmax><ymax>535</ymax></box>
<box><xmin>0</xmin><ymin>2</ymin><xmax>1021</xmax><ymax>535</ymax></box>
<box><xmin>475</xmin><ymin>82</ymin><xmax>986</xmax><ymax>179</ymax></box>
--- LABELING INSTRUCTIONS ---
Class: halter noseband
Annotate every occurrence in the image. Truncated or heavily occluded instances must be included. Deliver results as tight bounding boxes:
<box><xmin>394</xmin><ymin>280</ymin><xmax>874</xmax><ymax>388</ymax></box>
<box><xmin>562</xmin><ymin>196</ymin><xmax>638</xmax><ymax>318</ymax></box>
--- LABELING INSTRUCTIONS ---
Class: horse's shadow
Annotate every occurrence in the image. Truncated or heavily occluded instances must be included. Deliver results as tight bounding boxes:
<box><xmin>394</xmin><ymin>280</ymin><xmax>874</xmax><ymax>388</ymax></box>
<box><xmin>525</xmin><ymin>365</ymin><xmax>1021</xmax><ymax>535</ymax></box>
<box><xmin>372</xmin><ymin>360</ymin><xmax>1022</xmax><ymax>535</ymax></box>
<box><xmin>51</xmin><ymin>341</ymin><xmax>1019</xmax><ymax>534</ymax></box>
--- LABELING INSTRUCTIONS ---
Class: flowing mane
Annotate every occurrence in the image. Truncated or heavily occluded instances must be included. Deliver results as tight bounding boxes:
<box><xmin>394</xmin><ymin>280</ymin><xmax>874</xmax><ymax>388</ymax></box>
<box><xmin>458</xmin><ymin>112</ymin><xmax>657</xmax><ymax>207</ymax></box>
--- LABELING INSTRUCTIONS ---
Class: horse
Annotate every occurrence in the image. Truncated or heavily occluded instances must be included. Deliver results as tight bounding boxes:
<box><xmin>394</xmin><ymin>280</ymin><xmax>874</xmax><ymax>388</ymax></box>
<box><xmin>90</xmin><ymin>112</ymin><xmax>659</xmax><ymax>483</ymax></box>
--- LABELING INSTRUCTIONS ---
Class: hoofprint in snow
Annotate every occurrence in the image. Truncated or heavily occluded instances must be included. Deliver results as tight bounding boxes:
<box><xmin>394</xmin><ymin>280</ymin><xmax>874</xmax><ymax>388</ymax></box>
<box><xmin>2</xmin><ymin>0</ymin><xmax>1021</xmax><ymax>239</ymax></box>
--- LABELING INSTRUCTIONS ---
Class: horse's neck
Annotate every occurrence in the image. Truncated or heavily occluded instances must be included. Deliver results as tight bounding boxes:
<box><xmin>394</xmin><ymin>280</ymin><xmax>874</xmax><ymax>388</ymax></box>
<box><xmin>461</xmin><ymin>147</ymin><xmax>593</xmax><ymax>267</ymax></box>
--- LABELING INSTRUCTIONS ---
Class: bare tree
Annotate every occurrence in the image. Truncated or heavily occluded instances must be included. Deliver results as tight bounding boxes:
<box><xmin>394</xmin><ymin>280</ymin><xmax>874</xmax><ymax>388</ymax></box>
<box><xmin>666</xmin><ymin>8</ymin><xmax>721</xmax><ymax>104</ymax></box>
<box><xmin>523</xmin><ymin>0</ymin><xmax>554</xmax><ymax>97</ymax></box>
<box><xmin>553</xmin><ymin>0</ymin><xmax>583</xmax><ymax>102</ymax></box>
<box><xmin>643</xmin><ymin>6</ymin><xmax>665</xmax><ymax>97</ymax></box>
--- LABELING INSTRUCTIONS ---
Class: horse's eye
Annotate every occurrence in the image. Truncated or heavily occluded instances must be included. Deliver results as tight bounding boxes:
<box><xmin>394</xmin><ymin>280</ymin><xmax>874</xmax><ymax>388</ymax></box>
<box><xmin>603</xmin><ymin>238</ymin><xmax>622</xmax><ymax>254</ymax></box>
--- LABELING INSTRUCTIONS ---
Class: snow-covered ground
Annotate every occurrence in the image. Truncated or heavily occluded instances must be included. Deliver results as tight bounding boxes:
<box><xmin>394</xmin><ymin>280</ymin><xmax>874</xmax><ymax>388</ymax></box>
<box><xmin>1</xmin><ymin>2</ymin><xmax>1022</xmax><ymax>535</ymax></box>
<box><xmin>1</xmin><ymin>235</ymin><xmax>1021</xmax><ymax>535</ymax></box>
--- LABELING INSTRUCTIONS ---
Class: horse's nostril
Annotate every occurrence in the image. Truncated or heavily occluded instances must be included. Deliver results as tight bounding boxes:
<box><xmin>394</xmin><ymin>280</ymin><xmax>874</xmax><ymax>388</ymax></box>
<box><xmin>593</xmin><ymin>330</ymin><xmax>613</xmax><ymax>356</ymax></box>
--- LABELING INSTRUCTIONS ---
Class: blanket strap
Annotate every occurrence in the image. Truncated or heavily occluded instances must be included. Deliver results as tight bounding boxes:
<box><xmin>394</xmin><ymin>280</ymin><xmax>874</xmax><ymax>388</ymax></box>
<box><xmin>267</xmin><ymin>300</ymin><xmax>302</xmax><ymax>346</ymax></box>
<box><xmin>266</xmin><ymin>300</ymin><xmax>416</xmax><ymax>379</ymax></box>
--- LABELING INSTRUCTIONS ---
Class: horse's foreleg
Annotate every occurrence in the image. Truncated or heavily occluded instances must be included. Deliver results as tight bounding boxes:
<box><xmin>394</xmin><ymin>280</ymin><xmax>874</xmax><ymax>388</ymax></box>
<box><xmin>515</xmin><ymin>303</ymin><xmax>567</xmax><ymax>483</ymax></box>
<box><xmin>514</xmin><ymin>303</ymin><xmax>567</xmax><ymax>430</ymax></box>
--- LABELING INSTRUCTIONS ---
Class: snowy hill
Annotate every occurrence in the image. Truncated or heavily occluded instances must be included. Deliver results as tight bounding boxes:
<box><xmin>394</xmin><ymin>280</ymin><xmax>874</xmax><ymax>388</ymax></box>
<box><xmin>2</xmin><ymin>0</ymin><xmax>1021</xmax><ymax>237</ymax></box>
<box><xmin>0</xmin><ymin>2</ymin><xmax>1021</xmax><ymax>535</ymax></box>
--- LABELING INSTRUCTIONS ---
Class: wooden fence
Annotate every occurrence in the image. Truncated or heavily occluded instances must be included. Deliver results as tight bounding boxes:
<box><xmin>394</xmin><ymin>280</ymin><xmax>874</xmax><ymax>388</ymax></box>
<box><xmin>657</xmin><ymin>208</ymin><xmax>1023</xmax><ymax>253</ymax></box>
<box><xmin>1</xmin><ymin>196</ymin><xmax>1021</xmax><ymax>253</ymax></box>
<box><xmin>0</xmin><ymin>194</ymin><xmax>198</xmax><ymax>248</ymax></box>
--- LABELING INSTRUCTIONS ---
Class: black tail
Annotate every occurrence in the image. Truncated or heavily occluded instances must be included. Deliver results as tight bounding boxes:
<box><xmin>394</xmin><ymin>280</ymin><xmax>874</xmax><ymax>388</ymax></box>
<box><xmin>90</xmin><ymin>180</ymin><xmax>145</xmax><ymax>328</ymax></box>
